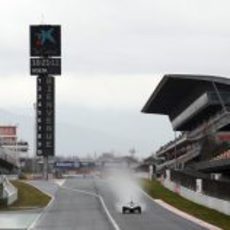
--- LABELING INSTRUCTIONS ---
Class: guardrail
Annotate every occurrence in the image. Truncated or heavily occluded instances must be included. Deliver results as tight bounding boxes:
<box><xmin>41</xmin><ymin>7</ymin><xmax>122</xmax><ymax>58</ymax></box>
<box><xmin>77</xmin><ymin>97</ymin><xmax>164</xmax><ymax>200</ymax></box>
<box><xmin>156</xmin><ymin>134</ymin><xmax>187</xmax><ymax>156</ymax></box>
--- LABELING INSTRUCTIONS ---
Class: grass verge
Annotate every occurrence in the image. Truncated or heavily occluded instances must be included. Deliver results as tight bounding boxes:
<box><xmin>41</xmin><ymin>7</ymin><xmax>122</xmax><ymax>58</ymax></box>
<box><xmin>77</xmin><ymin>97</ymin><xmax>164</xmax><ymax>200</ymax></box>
<box><xmin>141</xmin><ymin>179</ymin><xmax>230</xmax><ymax>230</ymax></box>
<box><xmin>0</xmin><ymin>180</ymin><xmax>51</xmax><ymax>210</ymax></box>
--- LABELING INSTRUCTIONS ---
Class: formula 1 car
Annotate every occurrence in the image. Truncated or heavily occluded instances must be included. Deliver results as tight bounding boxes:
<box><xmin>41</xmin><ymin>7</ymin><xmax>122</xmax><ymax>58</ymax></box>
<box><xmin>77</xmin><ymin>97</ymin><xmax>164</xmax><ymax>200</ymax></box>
<box><xmin>122</xmin><ymin>201</ymin><xmax>142</xmax><ymax>214</ymax></box>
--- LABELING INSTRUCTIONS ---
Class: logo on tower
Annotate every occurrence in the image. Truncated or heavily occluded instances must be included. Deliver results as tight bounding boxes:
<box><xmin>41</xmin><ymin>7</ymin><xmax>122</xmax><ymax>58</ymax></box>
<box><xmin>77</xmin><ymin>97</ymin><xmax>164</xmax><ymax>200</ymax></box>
<box><xmin>35</xmin><ymin>28</ymin><xmax>56</xmax><ymax>47</ymax></box>
<box><xmin>30</xmin><ymin>25</ymin><xmax>61</xmax><ymax>56</ymax></box>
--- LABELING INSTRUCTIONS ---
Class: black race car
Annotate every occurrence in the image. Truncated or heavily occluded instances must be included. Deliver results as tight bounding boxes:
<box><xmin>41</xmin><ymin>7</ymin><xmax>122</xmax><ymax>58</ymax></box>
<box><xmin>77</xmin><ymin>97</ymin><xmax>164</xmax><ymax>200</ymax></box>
<box><xmin>122</xmin><ymin>201</ymin><xmax>142</xmax><ymax>214</ymax></box>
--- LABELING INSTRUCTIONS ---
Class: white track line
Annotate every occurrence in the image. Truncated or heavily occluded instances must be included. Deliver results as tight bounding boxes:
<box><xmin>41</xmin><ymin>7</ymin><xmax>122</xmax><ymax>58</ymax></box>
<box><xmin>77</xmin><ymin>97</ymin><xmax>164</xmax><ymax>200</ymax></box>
<box><xmin>26</xmin><ymin>182</ymin><xmax>55</xmax><ymax>230</ymax></box>
<box><xmin>61</xmin><ymin>186</ymin><xmax>121</xmax><ymax>230</ymax></box>
<box><xmin>140</xmin><ymin>189</ymin><xmax>222</xmax><ymax>230</ymax></box>
<box><xmin>53</xmin><ymin>179</ymin><xmax>66</xmax><ymax>187</ymax></box>
<box><xmin>98</xmin><ymin>196</ymin><xmax>121</xmax><ymax>230</ymax></box>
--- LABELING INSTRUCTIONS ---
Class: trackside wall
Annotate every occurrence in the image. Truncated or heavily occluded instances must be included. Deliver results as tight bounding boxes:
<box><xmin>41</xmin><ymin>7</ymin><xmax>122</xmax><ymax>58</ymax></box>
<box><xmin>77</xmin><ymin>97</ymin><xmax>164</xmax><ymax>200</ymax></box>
<box><xmin>161</xmin><ymin>171</ymin><xmax>230</xmax><ymax>216</ymax></box>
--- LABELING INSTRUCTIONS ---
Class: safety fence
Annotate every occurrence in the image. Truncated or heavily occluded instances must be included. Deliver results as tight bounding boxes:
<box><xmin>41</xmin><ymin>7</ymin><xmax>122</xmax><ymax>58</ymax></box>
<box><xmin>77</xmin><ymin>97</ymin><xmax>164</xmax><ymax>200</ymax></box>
<box><xmin>170</xmin><ymin>169</ymin><xmax>230</xmax><ymax>201</ymax></box>
<box><xmin>202</xmin><ymin>178</ymin><xmax>230</xmax><ymax>201</ymax></box>
<box><xmin>170</xmin><ymin>170</ymin><xmax>196</xmax><ymax>191</ymax></box>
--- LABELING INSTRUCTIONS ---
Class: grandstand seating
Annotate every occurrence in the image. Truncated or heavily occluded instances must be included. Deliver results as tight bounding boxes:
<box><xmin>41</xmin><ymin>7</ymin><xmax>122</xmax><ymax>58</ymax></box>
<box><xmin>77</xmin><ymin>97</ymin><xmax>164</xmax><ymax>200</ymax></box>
<box><xmin>213</xmin><ymin>150</ymin><xmax>230</xmax><ymax>161</ymax></box>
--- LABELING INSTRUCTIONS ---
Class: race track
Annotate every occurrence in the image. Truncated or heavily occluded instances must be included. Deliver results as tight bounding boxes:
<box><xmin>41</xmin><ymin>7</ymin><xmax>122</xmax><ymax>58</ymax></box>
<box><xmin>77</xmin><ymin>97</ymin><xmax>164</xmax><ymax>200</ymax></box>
<box><xmin>31</xmin><ymin>176</ymin><xmax>206</xmax><ymax>230</ymax></box>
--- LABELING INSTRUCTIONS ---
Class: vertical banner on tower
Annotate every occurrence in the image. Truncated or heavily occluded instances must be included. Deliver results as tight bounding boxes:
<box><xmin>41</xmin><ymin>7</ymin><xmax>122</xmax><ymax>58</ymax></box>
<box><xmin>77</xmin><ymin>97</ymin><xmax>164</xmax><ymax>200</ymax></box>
<box><xmin>36</xmin><ymin>76</ymin><xmax>55</xmax><ymax>156</ymax></box>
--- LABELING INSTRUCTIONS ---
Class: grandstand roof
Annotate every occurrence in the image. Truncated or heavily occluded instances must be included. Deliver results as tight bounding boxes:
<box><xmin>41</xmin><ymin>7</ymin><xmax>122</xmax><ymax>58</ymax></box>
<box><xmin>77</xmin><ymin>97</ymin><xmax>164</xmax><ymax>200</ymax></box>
<box><xmin>142</xmin><ymin>74</ymin><xmax>230</xmax><ymax>115</ymax></box>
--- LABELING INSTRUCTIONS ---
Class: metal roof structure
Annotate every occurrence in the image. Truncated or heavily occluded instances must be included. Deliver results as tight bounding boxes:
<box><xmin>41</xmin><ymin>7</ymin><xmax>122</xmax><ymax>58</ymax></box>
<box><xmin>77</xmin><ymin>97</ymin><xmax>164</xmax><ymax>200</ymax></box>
<box><xmin>142</xmin><ymin>74</ymin><xmax>230</xmax><ymax>116</ymax></box>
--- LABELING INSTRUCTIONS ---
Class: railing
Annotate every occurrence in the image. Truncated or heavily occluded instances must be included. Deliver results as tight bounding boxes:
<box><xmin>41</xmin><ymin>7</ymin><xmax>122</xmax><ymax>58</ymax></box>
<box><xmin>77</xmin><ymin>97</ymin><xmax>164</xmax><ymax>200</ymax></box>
<box><xmin>156</xmin><ymin>108</ymin><xmax>230</xmax><ymax>158</ymax></box>
<box><xmin>156</xmin><ymin>145</ymin><xmax>201</xmax><ymax>171</ymax></box>
<box><xmin>156</xmin><ymin>134</ymin><xmax>187</xmax><ymax>156</ymax></box>
<box><xmin>157</xmin><ymin>110</ymin><xmax>230</xmax><ymax>157</ymax></box>
<box><xmin>187</xmin><ymin>110</ymin><xmax>230</xmax><ymax>139</ymax></box>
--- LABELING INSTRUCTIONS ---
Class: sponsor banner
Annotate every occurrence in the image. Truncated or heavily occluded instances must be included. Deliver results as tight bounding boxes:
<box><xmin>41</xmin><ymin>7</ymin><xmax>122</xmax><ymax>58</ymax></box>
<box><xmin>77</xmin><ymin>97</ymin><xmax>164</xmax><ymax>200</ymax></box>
<box><xmin>30</xmin><ymin>25</ymin><xmax>61</xmax><ymax>57</ymax></box>
<box><xmin>54</xmin><ymin>161</ymin><xmax>80</xmax><ymax>169</ymax></box>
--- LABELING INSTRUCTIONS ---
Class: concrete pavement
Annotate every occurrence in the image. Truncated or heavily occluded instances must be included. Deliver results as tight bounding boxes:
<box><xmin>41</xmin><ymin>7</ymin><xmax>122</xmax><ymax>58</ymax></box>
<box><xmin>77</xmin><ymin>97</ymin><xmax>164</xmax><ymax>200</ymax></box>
<box><xmin>0</xmin><ymin>210</ymin><xmax>40</xmax><ymax>230</ymax></box>
<box><xmin>30</xmin><ymin>178</ymin><xmax>112</xmax><ymax>230</ymax></box>
<box><xmin>0</xmin><ymin>180</ymin><xmax>60</xmax><ymax>230</ymax></box>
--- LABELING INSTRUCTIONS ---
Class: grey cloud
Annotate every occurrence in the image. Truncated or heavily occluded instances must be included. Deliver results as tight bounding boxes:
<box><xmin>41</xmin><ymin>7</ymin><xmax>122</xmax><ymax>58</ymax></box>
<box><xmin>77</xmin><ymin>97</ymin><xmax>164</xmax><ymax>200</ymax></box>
<box><xmin>1</xmin><ymin>0</ymin><xmax>230</xmax><ymax>76</ymax></box>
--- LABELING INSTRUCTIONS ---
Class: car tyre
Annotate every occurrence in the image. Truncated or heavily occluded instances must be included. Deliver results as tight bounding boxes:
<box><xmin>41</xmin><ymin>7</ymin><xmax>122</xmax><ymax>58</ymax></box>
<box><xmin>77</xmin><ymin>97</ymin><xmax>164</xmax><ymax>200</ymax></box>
<box><xmin>137</xmin><ymin>207</ymin><xmax>141</xmax><ymax>214</ymax></box>
<box><xmin>122</xmin><ymin>207</ymin><xmax>126</xmax><ymax>214</ymax></box>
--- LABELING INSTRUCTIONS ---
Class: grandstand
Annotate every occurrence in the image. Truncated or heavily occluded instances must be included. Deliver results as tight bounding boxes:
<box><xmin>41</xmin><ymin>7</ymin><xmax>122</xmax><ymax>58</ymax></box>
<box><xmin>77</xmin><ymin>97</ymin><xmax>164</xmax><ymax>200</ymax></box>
<box><xmin>142</xmin><ymin>74</ymin><xmax>230</xmax><ymax>179</ymax></box>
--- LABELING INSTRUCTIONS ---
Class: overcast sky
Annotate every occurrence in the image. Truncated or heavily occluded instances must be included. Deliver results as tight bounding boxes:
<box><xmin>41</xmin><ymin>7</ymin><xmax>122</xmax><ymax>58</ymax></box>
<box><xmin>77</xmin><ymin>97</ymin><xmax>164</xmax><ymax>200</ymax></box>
<box><xmin>1</xmin><ymin>0</ymin><xmax>230</xmax><ymax>157</ymax></box>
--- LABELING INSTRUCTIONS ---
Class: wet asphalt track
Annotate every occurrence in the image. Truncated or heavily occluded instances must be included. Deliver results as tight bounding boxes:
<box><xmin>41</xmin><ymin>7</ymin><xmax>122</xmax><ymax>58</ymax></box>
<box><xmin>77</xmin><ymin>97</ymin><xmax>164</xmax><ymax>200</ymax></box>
<box><xmin>31</xmin><ymin>177</ymin><xmax>206</xmax><ymax>230</ymax></box>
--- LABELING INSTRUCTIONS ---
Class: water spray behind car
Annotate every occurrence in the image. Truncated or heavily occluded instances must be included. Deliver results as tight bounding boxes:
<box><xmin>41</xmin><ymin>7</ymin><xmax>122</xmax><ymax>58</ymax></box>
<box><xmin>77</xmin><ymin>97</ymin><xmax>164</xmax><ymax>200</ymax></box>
<box><xmin>106</xmin><ymin>168</ymin><xmax>146</xmax><ymax>213</ymax></box>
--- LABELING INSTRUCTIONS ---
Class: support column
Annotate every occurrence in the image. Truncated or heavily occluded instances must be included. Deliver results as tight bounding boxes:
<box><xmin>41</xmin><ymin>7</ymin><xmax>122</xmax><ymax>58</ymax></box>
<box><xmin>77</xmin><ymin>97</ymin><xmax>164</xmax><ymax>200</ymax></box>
<box><xmin>43</xmin><ymin>155</ymin><xmax>49</xmax><ymax>180</ymax></box>
<box><xmin>166</xmin><ymin>169</ymin><xmax>171</xmax><ymax>181</ymax></box>
<box><xmin>196</xmin><ymin>178</ymin><xmax>202</xmax><ymax>193</ymax></box>
<box><xmin>149</xmin><ymin>165</ymin><xmax>153</xmax><ymax>180</ymax></box>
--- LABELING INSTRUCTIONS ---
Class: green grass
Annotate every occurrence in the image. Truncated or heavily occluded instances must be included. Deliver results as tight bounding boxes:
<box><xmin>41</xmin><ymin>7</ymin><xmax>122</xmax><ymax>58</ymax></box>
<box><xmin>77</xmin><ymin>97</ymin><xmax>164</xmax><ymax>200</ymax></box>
<box><xmin>141</xmin><ymin>179</ymin><xmax>230</xmax><ymax>230</ymax></box>
<box><xmin>0</xmin><ymin>180</ymin><xmax>51</xmax><ymax>210</ymax></box>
